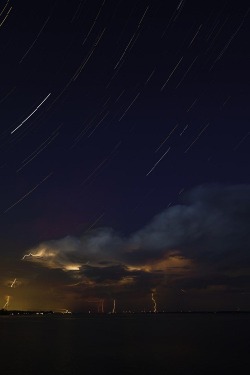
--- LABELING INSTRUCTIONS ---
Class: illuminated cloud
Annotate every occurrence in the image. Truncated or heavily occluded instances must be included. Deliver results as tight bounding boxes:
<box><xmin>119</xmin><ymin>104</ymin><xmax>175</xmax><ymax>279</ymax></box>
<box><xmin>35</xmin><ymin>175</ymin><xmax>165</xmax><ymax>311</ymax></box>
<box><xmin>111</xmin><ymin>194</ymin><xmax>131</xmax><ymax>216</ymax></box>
<box><xmin>22</xmin><ymin>228</ymin><xmax>124</xmax><ymax>271</ymax></box>
<box><xmin>22</xmin><ymin>184</ymin><xmax>250</xmax><ymax>297</ymax></box>
<box><xmin>128</xmin><ymin>184</ymin><xmax>250</xmax><ymax>267</ymax></box>
<box><xmin>22</xmin><ymin>236</ymin><xmax>83</xmax><ymax>271</ymax></box>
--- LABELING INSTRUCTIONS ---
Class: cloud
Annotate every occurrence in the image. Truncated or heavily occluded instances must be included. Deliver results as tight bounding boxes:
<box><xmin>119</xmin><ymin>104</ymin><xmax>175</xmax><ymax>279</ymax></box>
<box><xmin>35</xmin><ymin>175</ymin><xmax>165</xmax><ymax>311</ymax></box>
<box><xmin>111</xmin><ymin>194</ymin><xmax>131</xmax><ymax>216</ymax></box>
<box><xmin>22</xmin><ymin>184</ymin><xmax>250</xmax><ymax>295</ymax></box>
<box><xmin>128</xmin><ymin>184</ymin><xmax>250</xmax><ymax>267</ymax></box>
<box><xmin>22</xmin><ymin>228</ymin><xmax>125</xmax><ymax>271</ymax></box>
<box><xmin>22</xmin><ymin>236</ymin><xmax>83</xmax><ymax>270</ymax></box>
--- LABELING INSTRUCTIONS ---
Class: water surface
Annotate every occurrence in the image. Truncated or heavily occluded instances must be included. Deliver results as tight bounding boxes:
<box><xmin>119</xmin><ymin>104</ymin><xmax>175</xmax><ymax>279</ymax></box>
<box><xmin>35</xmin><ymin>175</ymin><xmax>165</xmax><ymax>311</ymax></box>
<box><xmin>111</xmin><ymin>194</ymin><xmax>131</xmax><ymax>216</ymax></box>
<box><xmin>0</xmin><ymin>313</ymin><xmax>249</xmax><ymax>374</ymax></box>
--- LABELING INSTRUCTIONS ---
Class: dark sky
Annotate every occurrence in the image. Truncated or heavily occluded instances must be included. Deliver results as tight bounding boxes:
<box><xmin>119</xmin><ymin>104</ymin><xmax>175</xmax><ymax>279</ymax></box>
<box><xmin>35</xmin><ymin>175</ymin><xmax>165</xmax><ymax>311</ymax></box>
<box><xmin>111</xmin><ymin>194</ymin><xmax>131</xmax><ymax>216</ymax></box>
<box><xmin>0</xmin><ymin>0</ymin><xmax>250</xmax><ymax>312</ymax></box>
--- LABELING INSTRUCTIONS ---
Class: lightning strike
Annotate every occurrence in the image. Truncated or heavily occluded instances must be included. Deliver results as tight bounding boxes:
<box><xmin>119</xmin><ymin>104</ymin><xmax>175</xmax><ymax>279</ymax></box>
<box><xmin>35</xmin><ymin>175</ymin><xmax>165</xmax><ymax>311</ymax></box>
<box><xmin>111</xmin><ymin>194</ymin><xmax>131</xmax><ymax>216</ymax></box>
<box><xmin>151</xmin><ymin>292</ymin><xmax>157</xmax><ymax>313</ymax></box>
<box><xmin>87</xmin><ymin>299</ymin><xmax>105</xmax><ymax>313</ymax></box>
<box><xmin>3</xmin><ymin>295</ymin><xmax>10</xmax><ymax>309</ymax></box>
<box><xmin>101</xmin><ymin>299</ymin><xmax>104</xmax><ymax>313</ymax></box>
<box><xmin>22</xmin><ymin>252</ymin><xmax>39</xmax><ymax>260</ymax></box>
<box><xmin>112</xmin><ymin>299</ymin><xmax>116</xmax><ymax>314</ymax></box>
<box><xmin>10</xmin><ymin>278</ymin><xmax>17</xmax><ymax>288</ymax></box>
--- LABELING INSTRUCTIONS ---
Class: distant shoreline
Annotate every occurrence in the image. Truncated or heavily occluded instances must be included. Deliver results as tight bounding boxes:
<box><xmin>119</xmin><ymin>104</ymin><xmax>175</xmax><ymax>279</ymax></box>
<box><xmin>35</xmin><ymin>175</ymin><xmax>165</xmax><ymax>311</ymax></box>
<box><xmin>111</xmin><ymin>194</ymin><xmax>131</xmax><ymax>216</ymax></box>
<box><xmin>1</xmin><ymin>309</ymin><xmax>250</xmax><ymax>316</ymax></box>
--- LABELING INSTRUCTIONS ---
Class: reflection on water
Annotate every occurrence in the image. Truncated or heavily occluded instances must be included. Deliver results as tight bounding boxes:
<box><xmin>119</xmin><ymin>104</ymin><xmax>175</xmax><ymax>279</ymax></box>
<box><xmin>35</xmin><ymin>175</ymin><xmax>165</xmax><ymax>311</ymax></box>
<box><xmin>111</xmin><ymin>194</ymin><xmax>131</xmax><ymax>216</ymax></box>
<box><xmin>0</xmin><ymin>313</ymin><xmax>249</xmax><ymax>375</ymax></box>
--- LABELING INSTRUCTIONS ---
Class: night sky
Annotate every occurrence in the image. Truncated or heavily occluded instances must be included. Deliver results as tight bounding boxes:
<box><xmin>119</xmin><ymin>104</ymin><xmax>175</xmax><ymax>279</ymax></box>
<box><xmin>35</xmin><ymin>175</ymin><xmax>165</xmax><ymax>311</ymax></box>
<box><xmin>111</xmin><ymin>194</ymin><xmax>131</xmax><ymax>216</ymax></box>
<box><xmin>1</xmin><ymin>0</ymin><xmax>250</xmax><ymax>312</ymax></box>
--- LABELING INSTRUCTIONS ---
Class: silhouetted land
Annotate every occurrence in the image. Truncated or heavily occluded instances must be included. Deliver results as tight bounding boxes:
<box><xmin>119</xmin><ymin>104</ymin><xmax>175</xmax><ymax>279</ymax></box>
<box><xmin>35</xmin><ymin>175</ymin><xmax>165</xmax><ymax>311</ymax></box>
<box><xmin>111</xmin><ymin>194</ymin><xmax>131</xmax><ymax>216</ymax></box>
<box><xmin>1</xmin><ymin>309</ymin><xmax>250</xmax><ymax>316</ymax></box>
<box><xmin>0</xmin><ymin>309</ymin><xmax>54</xmax><ymax>315</ymax></box>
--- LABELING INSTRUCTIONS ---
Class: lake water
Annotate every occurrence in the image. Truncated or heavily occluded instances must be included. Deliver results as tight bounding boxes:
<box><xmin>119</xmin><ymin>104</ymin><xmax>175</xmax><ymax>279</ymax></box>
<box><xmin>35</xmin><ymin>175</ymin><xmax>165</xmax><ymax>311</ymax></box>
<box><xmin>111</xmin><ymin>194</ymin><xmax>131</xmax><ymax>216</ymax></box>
<box><xmin>0</xmin><ymin>313</ymin><xmax>249</xmax><ymax>374</ymax></box>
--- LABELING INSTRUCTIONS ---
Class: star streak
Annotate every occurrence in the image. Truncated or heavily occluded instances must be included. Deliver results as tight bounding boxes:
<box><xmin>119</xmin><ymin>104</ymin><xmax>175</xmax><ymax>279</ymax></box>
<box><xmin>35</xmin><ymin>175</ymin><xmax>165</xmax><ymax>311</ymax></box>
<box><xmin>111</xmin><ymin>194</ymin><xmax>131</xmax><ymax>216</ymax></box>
<box><xmin>19</xmin><ymin>15</ymin><xmax>51</xmax><ymax>63</ymax></box>
<box><xmin>114</xmin><ymin>32</ymin><xmax>137</xmax><ymax>70</ymax></box>
<box><xmin>184</xmin><ymin>123</ymin><xmax>209</xmax><ymax>153</ymax></box>
<box><xmin>73</xmin><ymin>28</ymin><xmax>106</xmax><ymax>81</ymax></box>
<box><xmin>175</xmin><ymin>56</ymin><xmax>198</xmax><ymax>89</ymax></box>
<box><xmin>210</xmin><ymin>8</ymin><xmax>250</xmax><ymax>70</ymax></box>
<box><xmin>145</xmin><ymin>68</ymin><xmax>155</xmax><ymax>85</ymax></box>
<box><xmin>0</xmin><ymin>0</ymin><xmax>10</xmax><ymax>17</ymax></box>
<box><xmin>11</xmin><ymin>93</ymin><xmax>51</xmax><ymax>134</ymax></box>
<box><xmin>188</xmin><ymin>25</ymin><xmax>202</xmax><ymax>47</ymax></box>
<box><xmin>82</xmin><ymin>0</ymin><xmax>106</xmax><ymax>46</ymax></box>
<box><xmin>16</xmin><ymin>130</ymin><xmax>59</xmax><ymax>172</ymax></box>
<box><xmin>233</xmin><ymin>132</ymin><xmax>249</xmax><ymax>151</ymax></box>
<box><xmin>161</xmin><ymin>57</ymin><xmax>183</xmax><ymax>91</ymax></box>
<box><xmin>118</xmin><ymin>92</ymin><xmax>140</xmax><ymax>121</ymax></box>
<box><xmin>71</xmin><ymin>0</ymin><xmax>85</xmax><ymax>23</ymax></box>
<box><xmin>180</xmin><ymin>124</ymin><xmax>189</xmax><ymax>136</ymax></box>
<box><xmin>0</xmin><ymin>3</ymin><xmax>12</xmax><ymax>29</ymax></box>
<box><xmin>4</xmin><ymin>172</ymin><xmax>53</xmax><ymax>213</ymax></box>
<box><xmin>155</xmin><ymin>124</ymin><xmax>178</xmax><ymax>152</ymax></box>
<box><xmin>147</xmin><ymin>147</ymin><xmax>171</xmax><ymax>176</ymax></box>
<box><xmin>137</xmin><ymin>6</ymin><xmax>149</xmax><ymax>29</ymax></box>
<box><xmin>86</xmin><ymin>213</ymin><xmax>105</xmax><ymax>232</ymax></box>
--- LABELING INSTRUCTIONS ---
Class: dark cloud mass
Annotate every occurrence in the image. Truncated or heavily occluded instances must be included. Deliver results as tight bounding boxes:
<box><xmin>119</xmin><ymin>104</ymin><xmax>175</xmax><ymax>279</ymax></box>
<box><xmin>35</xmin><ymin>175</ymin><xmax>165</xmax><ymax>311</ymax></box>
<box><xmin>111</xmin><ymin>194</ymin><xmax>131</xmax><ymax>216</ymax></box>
<box><xmin>131</xmin><ymin>184</ymin><xmax>250</xmax><ymax>260</ymax></box>
<box><xmin>19</xmin><ymin>184</ymin><xmax>250</xmax><ymax>311</ymax></box>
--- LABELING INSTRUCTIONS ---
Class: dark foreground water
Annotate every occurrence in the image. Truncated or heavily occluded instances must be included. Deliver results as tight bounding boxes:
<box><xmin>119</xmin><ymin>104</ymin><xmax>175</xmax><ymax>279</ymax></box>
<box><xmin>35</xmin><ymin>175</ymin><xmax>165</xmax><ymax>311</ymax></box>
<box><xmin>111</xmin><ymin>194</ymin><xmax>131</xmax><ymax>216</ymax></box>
<box><xmin>0</xmin><ymin>313</ymin><xmax>249</xmax><ymax>375</ymax></box>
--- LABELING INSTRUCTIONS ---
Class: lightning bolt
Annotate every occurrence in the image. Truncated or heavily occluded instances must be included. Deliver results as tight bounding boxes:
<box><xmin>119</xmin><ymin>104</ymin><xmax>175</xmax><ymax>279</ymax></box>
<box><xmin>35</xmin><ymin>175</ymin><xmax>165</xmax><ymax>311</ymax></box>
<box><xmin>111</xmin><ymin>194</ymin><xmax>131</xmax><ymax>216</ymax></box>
<box><xmin>151</xmin><ymin>292</ymin><xmax>157</xmax><ymax>313</ymax></box>
<box><xmin>3</xmin><ymin>295</ymin><xmax>10</xmax><ymax>309</ymax></box>
<box><xmin>10</xmin><ymin>278</ymin><xmax>17</xmax><ymax>288</ymax></box>
<box><xmin>87</xmin><ymin>299</ymin><xmax>104</xmax><ymax>313</ymax></box>
<box><xmin>112</xmin><ymin>299</ymin><xmax>116</xmax><ymax>314</ymax></box>
<box><xmin>22</xmin><ymin>253</ymin><xmax>33</xmax><ymax>260</ymax></box>
<box><xmin>22</xmin><ymin>251</ymin><xmax>44</xmax><ymax>260</ymax></box>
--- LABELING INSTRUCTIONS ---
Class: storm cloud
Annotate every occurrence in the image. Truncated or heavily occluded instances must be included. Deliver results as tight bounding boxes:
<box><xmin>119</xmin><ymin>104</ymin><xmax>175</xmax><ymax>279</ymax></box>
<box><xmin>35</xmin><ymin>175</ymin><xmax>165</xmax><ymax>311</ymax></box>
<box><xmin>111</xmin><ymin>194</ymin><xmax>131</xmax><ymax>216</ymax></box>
<box><xmin>129</xmin><ymin>184</ymin><xmax>250</xmax><ymax>266</ymax></box>
<box><xmin>22</xmin><ymin>184</ymin><xmax>250</xmax><ymax>300</ymax></box>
